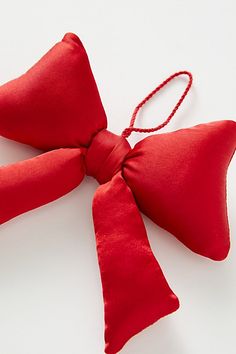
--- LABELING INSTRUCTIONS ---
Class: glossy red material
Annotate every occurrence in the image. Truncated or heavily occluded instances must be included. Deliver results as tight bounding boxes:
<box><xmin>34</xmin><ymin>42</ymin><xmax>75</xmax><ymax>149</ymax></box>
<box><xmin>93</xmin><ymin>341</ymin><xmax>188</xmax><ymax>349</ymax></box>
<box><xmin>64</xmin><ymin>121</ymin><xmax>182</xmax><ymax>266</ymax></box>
<box><xmin>0</xmin><ymin>33</ymin><xmax>236</xmax><ymax>354</ymax></box>
<box><xmin>123</xmin><ymin>120</ymin><xmax>236</xmax><ymax>261</ymax></box>
<box><xmin>0</xmin><ymin>33</ymin><xmax>107</xmax><ymax>150</ymax></box>
<box><xmin>85</xmin><ymin>129</ymin><xmax>131</xmax><ymax>184</ymax></box>
<box><xmin>93</xmin><ymin>172</ymin><xmax>179</xmax><ymax>354</ymax></box>
<box><xmin>0</xmin><ymin>148</ymin><xmax>85</xmax><ymax>224</ymax></box>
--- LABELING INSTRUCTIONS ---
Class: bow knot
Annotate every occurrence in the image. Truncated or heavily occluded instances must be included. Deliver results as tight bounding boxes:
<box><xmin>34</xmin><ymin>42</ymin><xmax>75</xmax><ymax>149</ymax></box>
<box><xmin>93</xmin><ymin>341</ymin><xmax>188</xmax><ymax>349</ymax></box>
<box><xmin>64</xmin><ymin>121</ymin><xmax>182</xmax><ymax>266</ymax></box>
<box><xmin>85</xmin><ymin>129</ymin><xmax>131</xmax><ymax>184</ymax></box>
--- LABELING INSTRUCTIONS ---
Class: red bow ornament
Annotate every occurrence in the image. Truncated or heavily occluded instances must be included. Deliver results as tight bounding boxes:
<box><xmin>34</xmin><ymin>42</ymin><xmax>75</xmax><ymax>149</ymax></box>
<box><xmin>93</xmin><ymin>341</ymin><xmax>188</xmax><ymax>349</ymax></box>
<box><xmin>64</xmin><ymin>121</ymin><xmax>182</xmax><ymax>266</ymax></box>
<box><xmin>0</xmin><ymin>33</ymin><xmax>236</xmax><ymax>354</ymax></box>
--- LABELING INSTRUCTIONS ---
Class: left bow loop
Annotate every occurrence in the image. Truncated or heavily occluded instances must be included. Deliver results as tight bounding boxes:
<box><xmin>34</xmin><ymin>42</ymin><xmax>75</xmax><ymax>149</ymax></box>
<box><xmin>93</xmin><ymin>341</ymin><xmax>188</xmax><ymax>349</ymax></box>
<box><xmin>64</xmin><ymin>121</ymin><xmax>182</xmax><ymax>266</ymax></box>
<box><xmin>0</xmin><ymin>33</ymin><xmax>107</xmax><ymax>150</ymax></box>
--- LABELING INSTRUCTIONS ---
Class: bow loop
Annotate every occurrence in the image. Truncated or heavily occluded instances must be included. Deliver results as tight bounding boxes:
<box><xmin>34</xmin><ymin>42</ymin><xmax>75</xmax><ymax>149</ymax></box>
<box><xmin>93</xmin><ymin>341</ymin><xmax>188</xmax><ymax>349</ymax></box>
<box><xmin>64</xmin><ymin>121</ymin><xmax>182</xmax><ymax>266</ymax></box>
<box><xmin>0</xmin><ymin>33</ymin><xmax>107</xmax><ymax>150</ymax></box>
<box><xmin>123</xmin><ymin>120</ymin><xmax>236</xmax><ymax>261</ymax></box>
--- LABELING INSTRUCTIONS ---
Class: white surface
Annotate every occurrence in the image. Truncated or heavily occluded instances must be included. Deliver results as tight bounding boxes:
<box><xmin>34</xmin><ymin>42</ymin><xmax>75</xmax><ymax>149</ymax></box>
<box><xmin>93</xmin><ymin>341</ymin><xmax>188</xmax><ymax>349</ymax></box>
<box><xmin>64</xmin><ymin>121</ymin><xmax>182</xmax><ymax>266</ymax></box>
<box><xmin>0</xmin><ymin>1</ymin><xmax>235</xmax><ymax>353</ymax></box>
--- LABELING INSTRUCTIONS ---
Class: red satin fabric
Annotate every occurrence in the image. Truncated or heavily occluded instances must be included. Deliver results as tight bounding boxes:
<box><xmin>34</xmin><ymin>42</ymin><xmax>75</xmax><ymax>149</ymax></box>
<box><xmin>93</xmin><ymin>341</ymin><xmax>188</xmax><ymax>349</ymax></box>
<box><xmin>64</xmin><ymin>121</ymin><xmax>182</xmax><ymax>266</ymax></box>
<box><xmin>123</xmin><ymin>120</ymin><xmax>236</xmax><ymax>260</ymax></box>
<box><xmin>86</xmin><ymin>129</ymin><xmax>131</xmax><ymax>184</ymax></box>
<box><xmin>0</xmin><ymin>33</ymin><xmax>107</xmax><ymax>150</ymax></box>
<box><xmin>0</xmin><ymin>148</ymin><xmax>84</xmax><ymax>224</ymax></box>
<box><xmin>93</xmin><ymin>172</ymin><xmax>179</xmax><ymax>354</ymax></box>
<box><xmin>0</xmin><ymin>33</ymin><xmax>236</xmax><ymax>354</ymax></box>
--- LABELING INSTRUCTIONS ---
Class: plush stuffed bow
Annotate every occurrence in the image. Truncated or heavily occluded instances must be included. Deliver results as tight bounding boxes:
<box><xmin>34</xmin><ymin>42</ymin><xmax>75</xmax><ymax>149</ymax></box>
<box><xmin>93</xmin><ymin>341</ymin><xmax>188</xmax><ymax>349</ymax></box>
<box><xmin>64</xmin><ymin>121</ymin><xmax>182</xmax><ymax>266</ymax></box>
<box><xmin>0</xmin><ymin>33</ymin><xmax>236</xmax><ymax>354</ymax></box>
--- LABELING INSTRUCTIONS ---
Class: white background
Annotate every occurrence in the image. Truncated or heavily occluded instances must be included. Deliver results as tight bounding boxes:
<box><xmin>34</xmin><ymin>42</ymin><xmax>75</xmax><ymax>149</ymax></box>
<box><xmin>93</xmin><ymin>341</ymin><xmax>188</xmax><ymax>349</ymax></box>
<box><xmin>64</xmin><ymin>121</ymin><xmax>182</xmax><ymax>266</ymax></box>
<box><xmin>0</xmin><ymin>1</ymin><xmax>235</xmax><ymax>353</ymax></box>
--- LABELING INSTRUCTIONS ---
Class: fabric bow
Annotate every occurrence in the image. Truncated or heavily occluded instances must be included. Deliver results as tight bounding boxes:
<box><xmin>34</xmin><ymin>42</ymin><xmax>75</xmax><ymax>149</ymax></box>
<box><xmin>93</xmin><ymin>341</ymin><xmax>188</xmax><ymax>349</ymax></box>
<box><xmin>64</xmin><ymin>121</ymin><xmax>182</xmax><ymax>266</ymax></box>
<box><xmin>0</xmin><ymin>33</ymin><xmax>236</xmax><ymax>354</ymax></box>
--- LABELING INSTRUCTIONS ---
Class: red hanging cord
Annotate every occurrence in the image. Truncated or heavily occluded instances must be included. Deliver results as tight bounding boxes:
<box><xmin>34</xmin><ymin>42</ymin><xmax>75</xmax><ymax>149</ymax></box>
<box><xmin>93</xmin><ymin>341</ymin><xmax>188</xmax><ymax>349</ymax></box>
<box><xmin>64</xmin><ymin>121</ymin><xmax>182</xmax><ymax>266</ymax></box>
<box><xmin>121</xmin><ymin>71</ymin><xmax>193</xmax><ymax>139</ymax></box>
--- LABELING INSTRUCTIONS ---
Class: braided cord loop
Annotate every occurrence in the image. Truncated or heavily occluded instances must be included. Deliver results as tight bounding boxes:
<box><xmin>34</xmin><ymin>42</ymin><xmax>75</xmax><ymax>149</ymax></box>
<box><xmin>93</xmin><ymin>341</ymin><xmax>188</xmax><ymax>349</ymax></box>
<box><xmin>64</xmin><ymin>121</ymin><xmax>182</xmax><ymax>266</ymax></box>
<box><xmin>122</xmin><ymin>71</ymin><xmax>193</xmax><ymax>138</ymax></box>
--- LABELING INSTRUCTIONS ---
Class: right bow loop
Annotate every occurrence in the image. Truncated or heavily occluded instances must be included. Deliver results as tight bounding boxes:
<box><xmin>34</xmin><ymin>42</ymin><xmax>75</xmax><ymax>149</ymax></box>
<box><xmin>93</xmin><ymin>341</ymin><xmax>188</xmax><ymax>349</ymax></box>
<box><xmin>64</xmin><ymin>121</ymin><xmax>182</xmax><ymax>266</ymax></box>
<box><xmin>123</xmin><ymin>120</ymin><xmax>236</xmax><ymax>261</ymax></box>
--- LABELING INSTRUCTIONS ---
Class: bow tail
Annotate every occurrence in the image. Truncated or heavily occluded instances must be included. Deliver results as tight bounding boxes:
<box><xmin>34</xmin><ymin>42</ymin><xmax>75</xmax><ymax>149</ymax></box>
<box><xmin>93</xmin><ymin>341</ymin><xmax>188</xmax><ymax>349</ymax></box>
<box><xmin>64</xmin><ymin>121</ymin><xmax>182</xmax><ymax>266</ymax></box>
<box><xmin>92</xmin><ymin>172</ymin><xmax>179</xmax><ymax>354</ymax></box>
<box><xmin>0</xmin><ymin>148</ymin><xmax>85</xmax><ymax>224</ymax></box>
